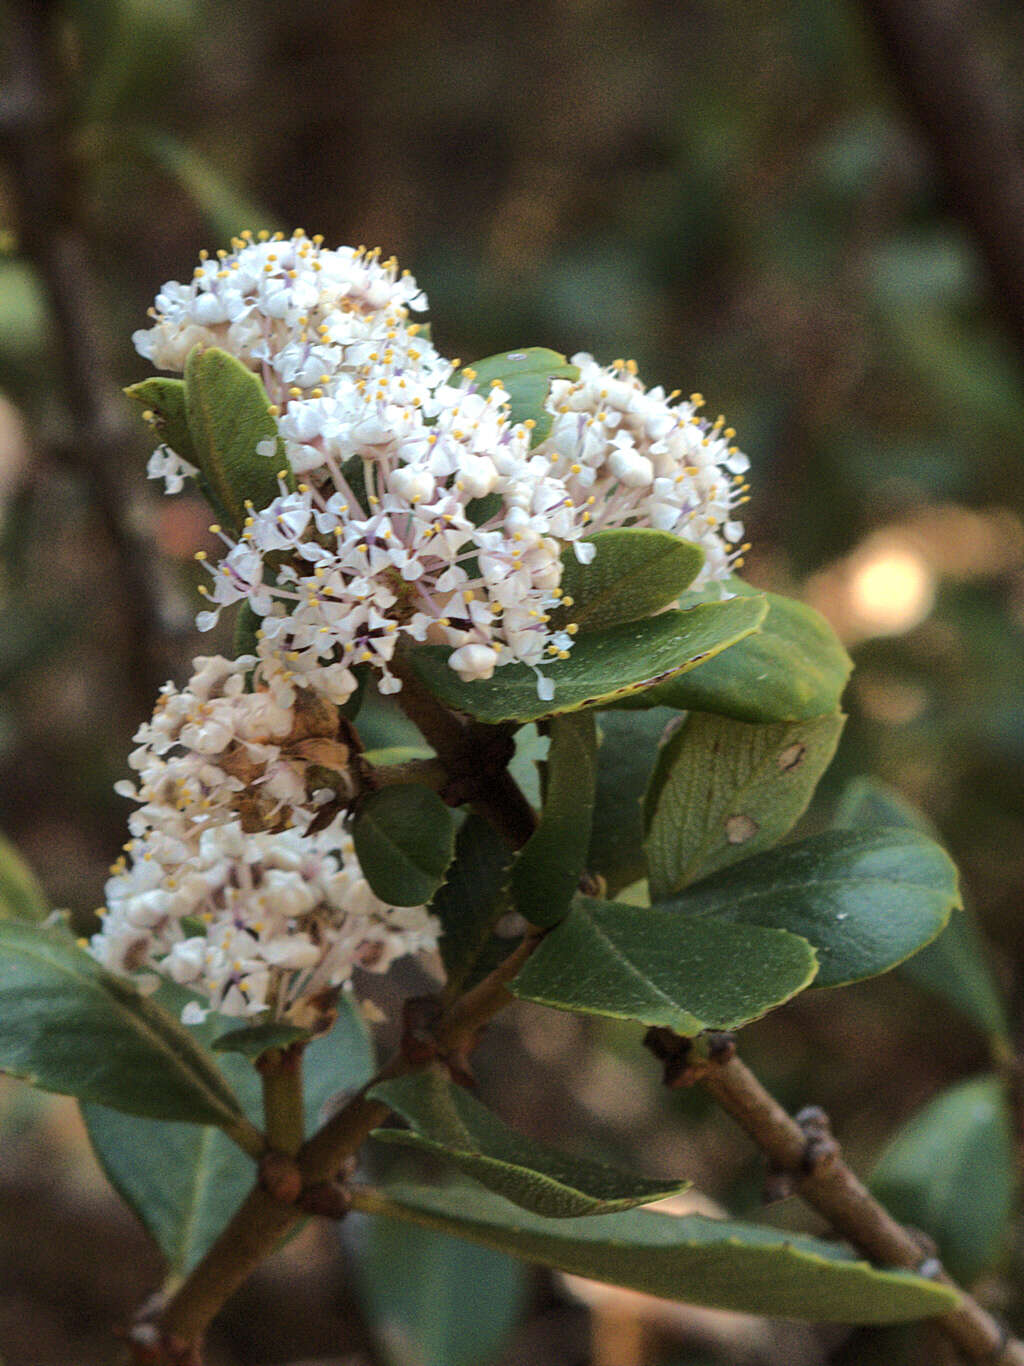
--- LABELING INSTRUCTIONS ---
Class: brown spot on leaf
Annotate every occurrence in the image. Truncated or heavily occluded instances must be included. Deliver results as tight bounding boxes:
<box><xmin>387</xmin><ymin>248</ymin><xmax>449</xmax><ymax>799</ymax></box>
<box><xmin>778</xmin><ymin>743</ymin><xmax>806</xmax><ymax>772</ymax></box>
<box><xmin>725</xmin><ymin>813</ymin><xmax>759</xmax><ymax>844</ymax></box>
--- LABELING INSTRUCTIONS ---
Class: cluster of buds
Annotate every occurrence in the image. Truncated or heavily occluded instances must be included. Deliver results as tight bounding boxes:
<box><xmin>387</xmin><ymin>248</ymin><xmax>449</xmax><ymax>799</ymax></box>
<box><xmin>136</xmin><ymin>231</ymin><xmax>751</xmax><ymax>703</ymax></box>
<box><xmin>92</xmin><ymin>233</ymin><xmax>753</xmax><ymax>1027</ymax></box>
<box><xmin>90</xmin><ymin>654</ymin><xmax>438</xmax><ymax>1024</ymax></box>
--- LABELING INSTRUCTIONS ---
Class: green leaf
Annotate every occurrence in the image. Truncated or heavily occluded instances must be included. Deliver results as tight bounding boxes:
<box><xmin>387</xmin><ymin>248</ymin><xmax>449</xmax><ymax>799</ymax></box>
<box><xmin>85</xmin><ymin>988</ymin><xmax>374</xmax><ymax>1274</ymax></box>
<box><xmin>507</xmin><ymin>722</ymin><xmax>549</xmax><ymax>808</ymax></box>
<box><xmin>659</xmin><ymin>828</ymin><xmax>959</xmax><ymax>988</ymax></box>
<box><xmin>233</xmin><ymin>601</ymin><xmax>262</xmax><ymax>657</ymax></box>
<box><xmin>210</xmin><ymin>1022</ymin><xmax>311</xmax><ymax>1060</ymax></box>
<box><xmin>871</xmin><ymin>1076</ymin><xmax>1015</xmax><ymax>1285</ymax></box>
<box><xmin>355</xmin><ymin>1214</ymin><xmax>525</xmax><ymax>1366</ymax></box>
<box><xmin>432</xmin><ymin>815</ymin><xmax>515</xmax><ymax>995</ymax></box>
<box><xmin>0</xmin><ymin>830</ymin><xmax>48</xmax><ymax>921</ymax></box>
<box><xmin>184</xmin><ymin>346</ymin><xmax>292</xmax><ymax>532</ymax></box>
<box><xmin>589</xmin><ymin>710</ymin><xmax>677</xmax><ymax>896</ymax></box>
<box><xmin>509</xmin><ymin>897</ymin><xmax>817</xmax><ymax>1033</ymax></box>
<box><xmin>552</xmin><ymin>529</ymin><xmax>704</xmax><ymax>634</ymax></box>
<box><xmin>411</xmin><ymin>596</ymin><xmax>768</xmax><ymax>725</ymax></box>
<box><xmin>0</xmin><ymin>260</ymin><xmax>49</xmax><ymax>361</ymax></box>
<box><xmin>464</xmin><ymin>348</ymin><xmax>579</xmax><ymax>446</ymax></box>
<box><xmin>903</xmin><ymin>912</ymin><xmax>1010</xmax><ymax>1048</ymax></box>
<box><xmin>835</xmin><ymin>778</ymin><xmax>1009</xmax><ymax>1044</ymax></box>
<box><xmin>0</xmin><ymin>923</ymin><xmax>243</xmax><ymax>1125</ymax></box>
<box><xmin>124</xmin><ymin>376</ymin><xmax>196</xmax><ymax>465</ymax></box>
<box><xmin>370</xmin><ymin>1069</ymin><xmax>688</xmax><ymax>1218</ymax></box>
<box><xmin>130</xmin><ymin>130</ymin><xmax>272</xmax><ymax>242</ymax></box>
<box><xmin>645</xmin><ymin>712</ymin><xmax>845</xmax><ymax>899</ymax></box>
<box><xmin>510</xmin><ymin>711</ymin><xmax>597</xmax><ymax>928</ymax></box>
<box><xmin>353</xmin><ymin>784</ymin><xmax>456</xmax><ymax>906</ymax></box>
<box><xmin>614</xmin><ymin>586</ymin><xmax>852</xmax><ymax>722</ymax></box>
<box><xmin>352</xmin><ymin>1183</ymin><xmax>957</xmax><ymax>1323</ymax></box>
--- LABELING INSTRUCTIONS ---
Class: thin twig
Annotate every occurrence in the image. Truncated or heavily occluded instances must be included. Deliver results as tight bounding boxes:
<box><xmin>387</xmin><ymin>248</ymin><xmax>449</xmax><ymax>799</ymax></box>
<box><xmin>151</xmin><ymin>925</ymin><xmax>544</xmax><ymax>1353</ymax></box>
<box><xmin>653</xmin><ymin>1038</ymin><xmax>1024</xmax><ymax>1365</ymax></box>
<box><xmin>860</xmin><ymin>0</ymin><xmax>1024</xmax><ymax>360</ymax></box>
<box><xmin>388</xmin><ymin>646</ymin><xmax>538</xmax><ymax>848</ymax></box>
<box><xmin>0</xmin><ymin>0</ymin><xmax>170</xmax><ymax>707</ymax></box>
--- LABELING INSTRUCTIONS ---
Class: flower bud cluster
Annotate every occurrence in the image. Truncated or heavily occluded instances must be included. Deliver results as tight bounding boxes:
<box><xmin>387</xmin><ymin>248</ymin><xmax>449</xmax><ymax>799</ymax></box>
<box><xmin>89</xmin><ymin>654</ymin><xmax>439</xmax><ymax>1023</ymax></box>
<box><xmin>135</xmin><ymin>232</ymin><xmax>752</xmax><ymax>704</ymax></box>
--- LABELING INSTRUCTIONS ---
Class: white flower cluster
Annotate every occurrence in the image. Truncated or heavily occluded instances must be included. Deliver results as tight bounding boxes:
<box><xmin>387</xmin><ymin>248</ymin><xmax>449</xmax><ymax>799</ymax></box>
<box><xmin>135</xmin><ymin>232</ymin><xmax>752</xmax><ymax>704</ymax></box>
<box><xmin>89</xmin><ymin>653</ymin><xmax>438</xmax><ymax>1023</ymax></box>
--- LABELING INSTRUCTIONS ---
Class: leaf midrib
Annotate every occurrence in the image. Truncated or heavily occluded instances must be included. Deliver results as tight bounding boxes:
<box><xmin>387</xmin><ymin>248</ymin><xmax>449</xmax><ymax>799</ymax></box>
<box><xmin>4</xmin><ymin>933</ymin><xmax>241</xmax><ymax>1122</ymax></box>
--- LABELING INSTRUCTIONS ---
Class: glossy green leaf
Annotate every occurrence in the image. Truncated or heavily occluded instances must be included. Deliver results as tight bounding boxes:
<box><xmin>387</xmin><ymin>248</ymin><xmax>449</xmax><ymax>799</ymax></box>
<box><xmin>871</xmin><ymin>1076</ymin><xmax>1015</xmax><ymax>1284</ymax></box>
<box><xmin>835</xmin><ymin>778</ymin><xmax>1009</xmax><ymax>1043</ymax></box>
<box><xmin>552</xmin><ymin>529</ymin><xmax>704</xmax><ymax>634</ymax></box>
<box><xmin>615</xmin><ymin>585</ymin><xmax>852</xmax><ymax>722</ymax></box>
<box><xmin>86</xmin><ymin>988</ymin><xmax>373</xmax><ymax>1274</ymax></box>
<box><xmin>124</xmin><ymin>375</ymin><xmax>196</xmax><ymax>465</ymax></box>
<box><xmin>411</xmin><ymin>596</ymin><xmax>767</xmax><ymax>724</ymax></box>
<box><xmin>352</xmin><ymin>1183</ymin><xmax>957</xmax><ymax>1322</ymax></box>
<box><xmin>0</xmin><ymin>830</ymin><xmax>48</xmax><ymax>921</ymax></box>
<box><xmin>511</xmin><ymin>711</ymin><xmax>597</xmax><ymax>928</ymax></box>
<box><xmin>184</xmin><ymin>345</ymin><xmax>291</xmax><ymax>532</ymax></box>
<box><xmin>371</xmin><ymin>1069</ymin><xmax>688</xmax><ymax>1218</ymax></box>
<box><xmin>0</xmin><ymin>923</ymin><xmax>243</xmax><ymax>1125</ymax></box>
<box><xmin>464</xmin><ymin>348</ymin><xmax>579</xmax><ymax>446</ymax></box>
<box><xmin>353</xmin><ymin>784</ymin><xmax>456</xmax><ymax>906</ymax></box>
<box><xmin>509</xmin><ymin>897</ymin><xmax>817</xmax><ymax>1032</ymax></box>
<box><xmin>507</xmin><ymin>723</ymin><xmax>549</xmax><ymax>809</ymax></box>
<box><xmin>210</xmin><ymin>1022</ymin><xmax>311</xmax><ymax>1059</ymax></box>
<box><xmin>645</xmin><ymin>712</ymin><xmax>845</xmax><ymax>899</ymax></box>
<box><xmin>659</xmin><ymin>828</ymin><xmax>959</xmax><ymax>988</ymax></box>
<box><xmin>355</xmin><ymin>1214</ymin><xmax>525</xmax><ymax>1366</ymax></box>
<box><xmin>589</xmin><ymin>710</ymin><xmax>677</xmax><ymax>896</ymax></box>
<box><xmin>432</xmin><ymin>815</ymin><xmax>515</xmax><ymax>994</ymax></box>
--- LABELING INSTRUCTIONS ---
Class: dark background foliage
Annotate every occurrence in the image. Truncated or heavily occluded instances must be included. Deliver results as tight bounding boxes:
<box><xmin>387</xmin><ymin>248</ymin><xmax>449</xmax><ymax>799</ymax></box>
<box><xmin>1</xmin><ymin>2</ymin><xmax>1023</xmax><ymax>1363</ymax></box>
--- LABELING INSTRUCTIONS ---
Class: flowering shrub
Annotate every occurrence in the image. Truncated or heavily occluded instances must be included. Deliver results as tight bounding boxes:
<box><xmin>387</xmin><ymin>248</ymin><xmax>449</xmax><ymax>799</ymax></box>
<box><xmin>0</xmin><ymin>236</ymin><xmax>1012</xmax><ymax>1366</ymax></box>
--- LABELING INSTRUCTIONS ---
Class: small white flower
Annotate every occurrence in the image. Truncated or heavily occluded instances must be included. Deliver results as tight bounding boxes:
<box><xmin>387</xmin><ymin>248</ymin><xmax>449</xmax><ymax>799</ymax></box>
<box><xmin>136</xmin><ymin>237</ymin><xmax>752</xmax><ymax>706</ymax></box>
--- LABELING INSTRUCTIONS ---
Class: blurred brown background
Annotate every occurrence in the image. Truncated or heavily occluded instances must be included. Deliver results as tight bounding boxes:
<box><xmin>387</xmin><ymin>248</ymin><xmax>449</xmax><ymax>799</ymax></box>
<box><xmin>2</xmin><ymin>1</ymin><xmax>1024</xmax><ymax>1363</ymax></box>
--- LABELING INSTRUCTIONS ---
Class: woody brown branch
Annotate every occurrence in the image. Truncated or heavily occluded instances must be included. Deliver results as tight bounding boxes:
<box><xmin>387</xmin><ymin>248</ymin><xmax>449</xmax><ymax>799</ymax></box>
<box><xmin>860</xmin><ymin>0</ymin><xmax>1024</xmax><ymax>361</ymax></box>
<box><xmin>649</xmin><ymin>1034</ymin><xmax>1024</xmax><ymax>1366</ymax></box>
<box><xmin>150</xmin><ymin>920</ymin><xmax>543</xmax><ymax>1355</ymax></box>
<box><xmin>0</xmin><ymin>0</ymin><xmax>170</xmax><ymax>707</ymax></box>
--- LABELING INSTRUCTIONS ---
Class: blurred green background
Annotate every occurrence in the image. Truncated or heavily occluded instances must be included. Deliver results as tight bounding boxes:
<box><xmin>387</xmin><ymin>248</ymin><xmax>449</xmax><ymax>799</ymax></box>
<box><xmin>2</xmin><ymin>2</ymin><xmax>1024</xmax><ymax>1363</ymax></box>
